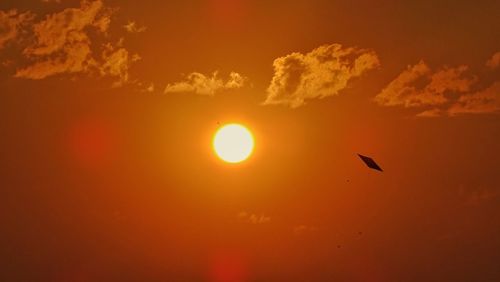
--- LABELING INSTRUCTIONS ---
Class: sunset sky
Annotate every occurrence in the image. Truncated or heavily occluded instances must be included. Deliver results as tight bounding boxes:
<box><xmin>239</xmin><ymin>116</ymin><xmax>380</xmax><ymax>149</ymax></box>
<box><xmin>1</xmin><ymin>0</ymin><xmax>499</xmax><ymax>281</ymax></box>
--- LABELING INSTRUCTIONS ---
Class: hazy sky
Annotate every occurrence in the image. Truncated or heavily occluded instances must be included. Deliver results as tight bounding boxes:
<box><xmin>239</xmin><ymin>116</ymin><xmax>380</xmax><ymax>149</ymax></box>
<box><xmin>1</xmin><ymin>1</ymin><xmax>499</xmax><ymax>281</ymax></box>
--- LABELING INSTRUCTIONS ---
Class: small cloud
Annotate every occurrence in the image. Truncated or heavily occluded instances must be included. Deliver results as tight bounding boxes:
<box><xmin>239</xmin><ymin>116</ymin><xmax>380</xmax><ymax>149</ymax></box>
<box><xmin>1</xmin><ymin>59</ymin><xmax>14</xmax><ymax>67</ymax></box>
<box><xmin>237</xmin><ymin>211</ymin><xmax>270</xmax><ymax>224</ymax></box>
<box><xmin>486</xmin><ymin>51</ymin><xmax>500</xmax><ymax>69</ymax></box>
<box><xmin>263</xmin><ymin>43</ymin><xmax>380</xmax><ymax>108</ymax></box>
<box><xmin>237</xmin><ymin>211</ymin><xmax>248</xmax><ymax>218</ymax></box>
<box><xmin>293</xmin><ymin>225</ymin><xmax>317</xmax><ymax>235</ymax></box>
<box><xmin>124</xmin><ymin>21</ymin><xmax>146</xmax><ymax>33</ymax></box>
<box><xmin>133</xmin><ymin>81</ymin><xmax>155</xmax><ymax>93</ymax></box>
<box><xmin>164</xmin><ymin>71</ymin><xmax>246</xmax><ymax>96</ymax></box>
<box><xmin>459</xmin><ymin>185</ymin><xmax>500</xmax><ymax>206</ymax></box>
<box><xmin>145</xmin><ymin>83</ymin><xmax>155</xmax><ymax>92</ymax></box>
<box><xmin>416</xmin><ymin>108</ymin><xmax>443</xmax><ymax>118</ymax></box>
<box><xmin>374</xmin><ymin>61</ymin><xmax>477</xmax><ymax>108</ymax></box>
<box><xmin>0</xmin><ymin>9</ymin><xmax>35</xmax><ymax>50</ymax></box>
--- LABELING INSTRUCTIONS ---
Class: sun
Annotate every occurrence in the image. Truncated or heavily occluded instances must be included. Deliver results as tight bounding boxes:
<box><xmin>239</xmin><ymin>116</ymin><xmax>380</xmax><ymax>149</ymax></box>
<box><xmin>213</xmin><ymin>123</ymin><xmax>254</xmax><ymax>164</ymax></box>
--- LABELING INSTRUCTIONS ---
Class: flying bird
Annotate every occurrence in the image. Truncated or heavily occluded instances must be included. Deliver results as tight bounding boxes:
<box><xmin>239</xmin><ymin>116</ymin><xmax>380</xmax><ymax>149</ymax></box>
<box><xmin>357</xmin><ymin>154</ymin><xmax>383</xmax><ymax>172</ymax></box>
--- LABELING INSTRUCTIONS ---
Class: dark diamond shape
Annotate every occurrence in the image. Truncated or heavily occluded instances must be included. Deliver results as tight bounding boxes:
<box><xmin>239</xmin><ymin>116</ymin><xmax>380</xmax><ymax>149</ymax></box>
<box><xmin>358</xmin><ymin>154</ymin><xmax>383</xmax><ymax>172</ymax></box>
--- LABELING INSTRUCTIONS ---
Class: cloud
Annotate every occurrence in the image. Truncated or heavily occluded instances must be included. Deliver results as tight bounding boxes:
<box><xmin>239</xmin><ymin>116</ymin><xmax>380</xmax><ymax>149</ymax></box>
<box><xmin>123</xmin><ymin>21</ymin><xmax>146</xmax><ymax>33</ymax></box>
<box><xmin>15</xmin><ymin>0</ymin><xmax>108</xmax><ymax>79</ymax></box>
<box><xmin>375</xmin><ymin>53</ymin><xmax>500</xmax><ymax>117</ymax></box>
<box><xmin>0</xmin><ymin>10</ymin><xmax>34</xmax><ymax>49</ymax></box>
<box><xmin>486</xmin><ymin>51</ymin><xmax>500</xmax><ymax>69</ymax></box>
<box><xmin>448</xmin><ymin>81</ymin><xmax>500</xmax><ymax>115</ymax></box>
<box><xmin>100</xmin><ymin>40</ymin><xmax>141</xmax><ymax>87</ymax></box>
<box><xmin>145</xmin><ymin>83</ymin><xmax>154</xmax><ymax>92</ymax></box>
<box><xmin>2</xmin><ymin>59</ymin><xmax>14</xmax><ymax>67</ymax></box>
<box><xmin>237</xmin><ymin>211</ymin><xmax>271</xmax><ymax>224</ymax></box>
<box><xmin>459</xmin><ymin>185</ymin><xmax>500</xmax><ymax>206</ymax></box>
<box><xmin>10</xmin><ymin>0</ymin><xmax>139</xmax><ymax>86</ymax></box>
<box><xmin>263</xmin><ymin>43</ymin><xmax>380</xmax><ymax>108</ymax></box>
<box><xmin>15</xmin><ymin>39</ymin><xmax>96</xmax><ymax>79</ymax></box>
<box><xmin>293</xmin><ymin>225</ymin><xmax>318</xmax><ymax>235</ymax></box>
<box><xmin>374</xmin><ymin>61</ymin><xmax>477</xmax><ymax>108</ymax></box>
<box><xmin>23</xmin><ymin>0</ymin><xmax>107</xmax><ymax>57</ymax></box>
<box><xmin>165</xmin><ymin>71</ymin><xmax>246</xmax><ymax>95</ymax></box>
<box><xmin>415</xmin><ymin>108</ymin><xmax>443</xmax><ymax>118</ymax></box>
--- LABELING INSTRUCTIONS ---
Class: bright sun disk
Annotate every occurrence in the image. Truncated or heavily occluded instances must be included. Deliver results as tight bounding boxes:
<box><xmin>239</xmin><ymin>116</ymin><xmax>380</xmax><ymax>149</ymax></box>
<box><xmin>213</xmin><ymin>123</ymin><xmax>254</xmax><ymax>164</ymax></box>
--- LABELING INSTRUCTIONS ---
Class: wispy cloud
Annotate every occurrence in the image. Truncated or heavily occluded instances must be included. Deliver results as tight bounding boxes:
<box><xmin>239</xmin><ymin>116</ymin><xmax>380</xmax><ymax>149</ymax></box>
<box><xmin>374</xmin><ymin>61</ymin><xmax>477</xmax><ymax>108</ymax></box>
<box><xmin>144</xmin><ymin>83</ymin><xmax>155</xmax><ymax>93</ymax></box>
<box><xmin>165</xmin><ymin>71</ymin><xmax>246</xmax><ymax>95</ymax></box>
<box><xmin>237</xmin><ymin>211</ymin><xmax>271</xmax><ymax>224</ymax></box>
<box><xmin>374</xmin><ymin>53</ymin><xmax>500</xmax><ymax>117</ymax></box>
<box><xmin>293</xmin><ymin>225</ymin><xmax>318</xmax><ymax>235</ymax></box>
<box><xmin>123</xmin><ymin>21</ymin><xmax>146</xmax><ymax>33</ymax></box>
<box><xmin>100</xmin><ymin>40</ymin><xmax>141</xmax><ymax>87</ymax></box>
<box><xmin>448</xmin><ymin>81</ymin><xmax>500</xmax><ymax>115</ymax></box>
<box><xmin>263</xmin><ymin>43</ymin><xmax>380</xmax><ymax>108</ymax></box>
<box><xmin>0</xmin><ymin>10</ymin><xmax>34</xmax><ymax>49</ymax></box>
<box><xmin>415</xmin><ymin>108</ymin><xmax>443</xmax><ymax>118</ymax></box>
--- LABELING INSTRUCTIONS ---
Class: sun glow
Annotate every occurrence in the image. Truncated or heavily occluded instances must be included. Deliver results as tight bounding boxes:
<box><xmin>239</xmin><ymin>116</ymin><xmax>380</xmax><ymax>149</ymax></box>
<box><xmin>213</xmin><ymin>123</ymin><xmax>254</xmax><ymax>164</ymax></box>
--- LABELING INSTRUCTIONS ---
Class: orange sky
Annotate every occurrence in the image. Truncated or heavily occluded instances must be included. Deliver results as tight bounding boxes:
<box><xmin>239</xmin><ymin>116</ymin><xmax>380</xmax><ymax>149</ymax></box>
<box><xmin>1</xmin><ymin>0</ymin><xmax>499</xmax><ymax>281</ymax></box>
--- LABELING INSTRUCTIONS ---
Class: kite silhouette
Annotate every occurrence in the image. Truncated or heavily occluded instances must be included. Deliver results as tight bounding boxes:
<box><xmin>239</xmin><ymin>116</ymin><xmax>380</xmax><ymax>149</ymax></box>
<box><xmin>357</xmin><ymin>154</ymin><xmax>383</xmax><ymax>172</ymax></box>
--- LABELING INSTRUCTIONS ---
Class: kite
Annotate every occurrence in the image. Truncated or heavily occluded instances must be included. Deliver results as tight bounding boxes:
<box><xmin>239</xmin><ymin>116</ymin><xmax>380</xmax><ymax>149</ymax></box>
<box><xmin>357</xmin><ymin>154</ymin><xmax>383</xmax><ymax>172</ymax></box>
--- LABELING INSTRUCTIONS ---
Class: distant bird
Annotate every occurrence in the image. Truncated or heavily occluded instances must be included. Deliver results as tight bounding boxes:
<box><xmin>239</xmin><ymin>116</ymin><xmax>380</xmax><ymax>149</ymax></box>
<box><xmin>357</xmin><ymin>154</ymin><xmax>383</xmax><ymax>172</ymax></box>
